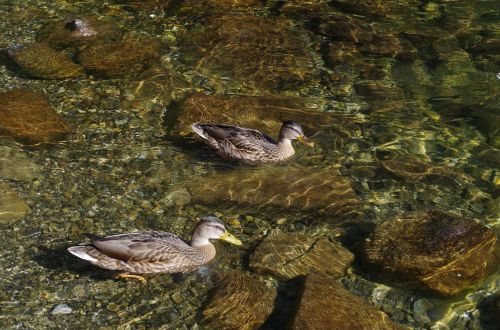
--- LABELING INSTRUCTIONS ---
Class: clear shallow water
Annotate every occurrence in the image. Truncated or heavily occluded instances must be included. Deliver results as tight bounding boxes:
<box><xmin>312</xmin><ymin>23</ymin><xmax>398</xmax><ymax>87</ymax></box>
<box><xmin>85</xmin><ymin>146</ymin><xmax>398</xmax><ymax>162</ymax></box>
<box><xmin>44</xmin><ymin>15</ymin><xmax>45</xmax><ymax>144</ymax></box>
<box><xmin>0</xmin><ymin>0</ymin><xmax>498</xmax><ymax>329</ymax></box>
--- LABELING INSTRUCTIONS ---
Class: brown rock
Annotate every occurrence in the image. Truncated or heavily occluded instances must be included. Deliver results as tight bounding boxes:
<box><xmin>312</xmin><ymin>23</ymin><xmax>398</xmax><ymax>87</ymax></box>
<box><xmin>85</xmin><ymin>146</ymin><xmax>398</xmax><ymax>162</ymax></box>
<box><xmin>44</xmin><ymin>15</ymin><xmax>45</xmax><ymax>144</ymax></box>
<box><xmin>179</xmin><ymin>14</ymin><xmax>320</xmax><ymax>93</ymax></box>
<box><xmin>202</xmin><ymin>271</ymin><xmax>276</xmax><ymax>330</ymax></box>
<box><xmin>319</xmin><ymin>14</ymin><xmax>374</xmax><ymax>44</ymax></box>
<box><xmin>0</xmin><ymin>90</ymin><xmax>71</xmax><ymax>147</ymax></box>
<box><xmin>291</xmin><ymin>274</ymin><xmax>400</xmax><ymax>330</ymax></box>
<box><xmin>78</xmin><ymin>38</ymin><xmax>162</xmax><ymax>78</ymax></box>
<box><xmin>8</xmin><ymin>43</ymin><xmax>84</xmax><ymax>79</ymax></box>
<box><xmin>0</xmin><ymin>183</ymin><xmax>29</xmax><ymax>224</ymax></box>
<box><xmin>331</xmin><ymin>0</ymin><xmax>418</xmax><ymax>18</ymax></box>
<box><xmin>381</xmin><ymin>156</ymin><xmax>473</xmax><ymax>184</ymax></box>
<box><xmin>113</xmin><ymin>0</ymin><xmax>174</xmax><ymax>11</ymax></box>
<box><xmin>0</xmin><ymin>146</ymin><xmax>42</xmax><ymax>182</ymax></box>
<box><xmin>178</xmin><ymin>0</ymin><xmax>261</xmax><ymax>14</ymax></box>
<box><xmin>363</xmin><ymin>210</ymin><xmax>497</xmax><ymax>296</ymax></box>
<box><xmin>250</xmin><ymin>229</ymin><xmax>353</xmax><ymax>279</ymax></box>
<box><xmin>36</xmin><ymin>17</ymin><xmax>122</xmax><ymax>50</ymax></box>
<box><xmin>188</xmin><ymin>166</ymin><xmax>363</xmax><ymax>218</ymax></box>
<box><xmin>354</xmin><ymin>80</ymin><xmax>404</xmax><ymax>100</ymax></box>
<box><xmin>280</xmin><ymin>0</ymin><xmax>332</xmax><ymax>18</ymax></box>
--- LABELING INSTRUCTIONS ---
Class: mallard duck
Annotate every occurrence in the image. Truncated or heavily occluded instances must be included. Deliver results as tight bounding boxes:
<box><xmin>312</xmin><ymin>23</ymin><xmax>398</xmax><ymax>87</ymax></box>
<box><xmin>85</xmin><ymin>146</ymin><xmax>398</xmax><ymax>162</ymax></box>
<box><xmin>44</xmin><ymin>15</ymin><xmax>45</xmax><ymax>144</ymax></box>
<box><xmin>191</xmin><ymin>120</ymin><xmax>314</xmax><ymax>164</ymax></box>
<box><xmin>67</xmin><ymin>216</ymin><xmax>242</xmax><ymax>283</ymax></box>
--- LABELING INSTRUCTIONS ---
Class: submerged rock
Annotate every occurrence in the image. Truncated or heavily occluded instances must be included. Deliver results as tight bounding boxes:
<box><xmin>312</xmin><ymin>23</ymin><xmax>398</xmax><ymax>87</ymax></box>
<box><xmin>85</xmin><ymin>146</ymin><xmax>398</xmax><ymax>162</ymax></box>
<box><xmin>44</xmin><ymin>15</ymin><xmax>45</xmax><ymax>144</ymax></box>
<box><xmin>78</xmin><ymin>38</ymin><xmax>162</xmax><ymax>78</ymax></box>
<box><xmin>7</xmin><ymin>43</ymin><xmax>84</xmax><ymax>79</ymax></box>
<box><xmin>0</xmin><ymin>90</ymin><xmax>71</xmax><ymax>147</ymax></box>
<box><xmin>36</xmin><ymin>17</ymin><xmax>122</xmax><ymax>50</ymax></box>
<box><xmin>51</xmin><ymin>303</ymin><xmax>73</xmax><ymax>315</ymax></box>
<box><xmin>380</xmin><ymin>156</ymin><xmax>473</xmax><ymax>184</ymax></box>
<box><xmin>250</xmin><ymin>229</ymin><xmax>353</xmax><ymax>279</ymax></box>
<box><xmin>179</xmin><ymin>14</ymin><xmax>321</xmax><ymax>93</ymax></box>
<box><xmin>201</xmin><ymin>271</ymin><xmax>276</xmax><ymax>330</ymax></box>
<box><xmin>363</xmin><ymin>210</ymin><xmax>497</xmax><ymax>296</ymax></box>
<box><xmin>291</xmin><ymin>274</ymin><xmax>400</xmax><ymax>329</ymax></box>
<box><xmin>0</xmin><ymin>182</ymin><xmax>29</xmax><ymax>224</ymax></box>
<box><xmin>319</xmin><ymin>13</ymin><xmax>416</xmax><ymax>59</ymax></box>
<box><xmin>177</xmin><ymin>0</ymin><xmax>261</xmax><ymax>15</ymax></box>
<box><xmin>188</xmin><ymin>166</ymin><xmax>363</xmax><ymax>219</ymax></box>
<box><xmin>166</xmin><ymin>93</ymin><xmax>359</xmax><ymax>142</ymax></box>
<box><xmin>0</xmin><ymin>146</ymin><xmax>42</xmax><ymax>182</ymax></box>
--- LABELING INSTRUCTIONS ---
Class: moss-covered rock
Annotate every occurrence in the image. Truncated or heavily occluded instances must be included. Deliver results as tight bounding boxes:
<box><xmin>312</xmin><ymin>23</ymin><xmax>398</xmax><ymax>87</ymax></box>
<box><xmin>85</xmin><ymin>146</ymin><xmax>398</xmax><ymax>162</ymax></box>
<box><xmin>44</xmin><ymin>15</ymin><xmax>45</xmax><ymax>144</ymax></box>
<box><xmin>291</xmin><ymin>274</ymin><xmax>401</xmax><ymax>329</ymax></box>
<box><xmin>363</xmin><ymin>210</ymin><xmax>497</xmax><ymax>296</ymax></box>
<box><xmin>187</xmin><ymin>166</ymin><xmax>363</xmax><ymax>218</ymax></box>
<box><xmin>201</xmin><ymin>271</ymin><xmax>276</xmax><ymax>330</ymax></box>
<box><xmin>380</xmin><ymin>156</ymin><xmax>472</xmax><ymax>184</ymax></box>
<box><xmin>0</xmin><ymin>182</ymin><xmax>29</xmax><ymax>224</ymax></box>
<box><xmin>0</xmin><ymin>146</ymin><xmax>42</xmax><ymax>182</ymax></box>
<box><xmin>250</xmin><ymin>229</ymin><xmax>353</xmax><ymax>279</ymax></box>
<box><xmin>7</xmin><ymin>42</ymin><xmax>84</xmax><ymax>79</ymax></box>
<box><xmin>0</xmin><ymin>90</ymin><xmax>71</xmax><ymax>147</ymax></box>
<box><xmin>78</xmin><ymin>38</ymin><xmax>162</xmax><ymax>78</ymax></box>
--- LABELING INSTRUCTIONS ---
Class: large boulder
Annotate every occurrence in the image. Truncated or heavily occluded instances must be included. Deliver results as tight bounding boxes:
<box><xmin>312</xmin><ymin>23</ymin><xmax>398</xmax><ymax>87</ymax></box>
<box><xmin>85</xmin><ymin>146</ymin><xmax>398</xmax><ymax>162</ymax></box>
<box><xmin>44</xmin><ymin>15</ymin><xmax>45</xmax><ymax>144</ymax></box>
<box><xmin>0</xmin><ymin>90</ymin><xmax>71</xmax><ymax>147</ymax></box>
<box><xmin>7</xmin><ymin>42</ymin><xmax>84</xmax><ymax>79</ymax></box>
<box><xmin>291</xmin><ymin>274</ymin><xmax>401</xmax><ymax>329</ymax></box>
<box><xmin>250</xmin><ymin>229</ymin><xmax>354</xmax><ymax>279</ymax></box>
<box><xmin>78</xmin><ymin>38</ymin><xmax>162</xmax><ymax>78</ymax></box>
<box><xmin>201</xmin><ymin>271</ymin><xmax>276</xmax><ymax>330</ymax></box>
<box><xmin>363</xmin><ymin>210</ymin><xmax>497</xmax><ymax>296</ymax></box>
<box><xmin>187</xmin><ymin>166</ymin><xmax>363</xmax><ymax>219</ymax></box>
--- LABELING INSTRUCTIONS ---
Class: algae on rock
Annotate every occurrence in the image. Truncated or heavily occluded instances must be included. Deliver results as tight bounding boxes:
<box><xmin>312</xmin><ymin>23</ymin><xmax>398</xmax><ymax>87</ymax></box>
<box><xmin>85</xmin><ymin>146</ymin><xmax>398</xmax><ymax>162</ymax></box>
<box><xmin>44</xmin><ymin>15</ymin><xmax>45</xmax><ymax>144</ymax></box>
<box><xmin>363</xmin><ymin>210</ymin><xmax>497</xmax><ymax>296</ymax></box>
<box><xmin>250</xmin><ymin>229</ymin><xmax>354</xmax><ymax>279</ymax></box>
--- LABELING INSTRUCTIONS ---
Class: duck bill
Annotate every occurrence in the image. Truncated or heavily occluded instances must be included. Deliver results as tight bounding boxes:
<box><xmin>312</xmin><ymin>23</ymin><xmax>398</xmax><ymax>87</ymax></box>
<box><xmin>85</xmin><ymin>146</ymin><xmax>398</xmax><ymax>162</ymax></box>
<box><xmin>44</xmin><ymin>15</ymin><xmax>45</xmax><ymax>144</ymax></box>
<box><xmin>220</xmin><ymin>231</ymin><xmax>243</xmax><ymax>246</ymax></box>
<box><xmin>297</xmin><ymin>135</ymin><xmax>315</xmax><ymax>147</ymax></box>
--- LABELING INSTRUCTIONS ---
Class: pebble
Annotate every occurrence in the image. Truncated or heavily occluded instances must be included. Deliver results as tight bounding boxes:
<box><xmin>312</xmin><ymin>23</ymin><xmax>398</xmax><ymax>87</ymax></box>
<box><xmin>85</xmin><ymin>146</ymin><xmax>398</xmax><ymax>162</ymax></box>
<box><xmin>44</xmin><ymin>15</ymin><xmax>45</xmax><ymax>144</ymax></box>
<box><xmin>51</xmin><ymin>304</ymin><xmax>73</xmax><ymax>315</ymax></box>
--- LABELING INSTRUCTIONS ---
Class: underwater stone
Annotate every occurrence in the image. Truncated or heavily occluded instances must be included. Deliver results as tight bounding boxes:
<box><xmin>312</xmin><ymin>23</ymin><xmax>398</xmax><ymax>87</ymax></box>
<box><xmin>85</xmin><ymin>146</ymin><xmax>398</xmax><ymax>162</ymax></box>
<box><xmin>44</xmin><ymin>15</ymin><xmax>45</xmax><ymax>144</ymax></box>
<box><xmin>177</xmin><ymin>0</ymin><xmax>261</xmax><ymax>15</ymax></box>
<box><xmin>319</xmin><ymin>13</ymin><xmax>416</xmax><ymax>59</ymax></box>
<box><xmin>78</xmin><ymin>38</ymin><xmax>162</xmax><ymax>78</ymax></box>
<box><xmin>0</xmin><ymin>90</ymin><xmax>71</xmax><ymax>147</ymax></box>
<box><xmin>166</xmin><ymin>93</ymin><xmax>359</xmax><ymax>140</ymax></box>
<box><xmin>0</xmin><ymin>146</ymin><xmax>42</xmax><ymax>182</ymax></box>
<box><xmin>291</xmin><ymin>274</ymin><xmax>401</xmax><ymax>329</ymax></box>
<box><xmin>188</xmin><ymin>166</ymin><xmax>363</xmax><ymax>219</ymax></box>
<box><xmin>51</xmin><ymin>304</ymin><xmax>73</xmax><ymax>315</ymax></box>
<box><xmin>330</xmin><ymin>0</ymin><xmax>417</xmax><ymax>18</ymax></box>
<box><xmin>380</xmin><ymin>156</ymin><xmax>473</xmax><ymax>184</ymax></box>
<box><xmin>201</xmin><ymin>271</ymin><xmax>276</xmax><ymax>330</ymax></box>
<box><xmin>0</xmin><ymin>182</ymin><xmax>29</xmax><ymax>224</ymax></box>
<box><xmin>7</xmin><ymin>42</ymin><xmax>84</xmax><ymax>79</ymax></box>
<box><xmin>363</xmin><ymin>210</ymin><xmax>497</xmax><ymax>296</ymax></box>
<box><xmin>179</xmin><ymin>14</ymin><xmax>321</xmax><ymax>93</ymax></box>
<box><xmin>36</xmin><ymin>17</ymin><xmax>122</xmax><ymax>50</ymax></box>
<box><xmin>354</xmin><ymin>80</ymin><xmax>404</xmax><ymax>100</ymax></box>
<box><xmin>250</xmin><ymin>229</ymin><xmax>353</xmax><ymax>279</ymax></box>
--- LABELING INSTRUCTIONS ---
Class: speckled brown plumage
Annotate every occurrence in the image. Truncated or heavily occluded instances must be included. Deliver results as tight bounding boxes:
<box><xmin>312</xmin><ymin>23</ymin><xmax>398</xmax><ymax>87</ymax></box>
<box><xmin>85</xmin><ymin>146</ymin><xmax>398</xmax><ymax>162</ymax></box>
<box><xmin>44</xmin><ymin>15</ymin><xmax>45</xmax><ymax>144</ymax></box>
<box><xmin>191</xmin><ymin>121</ymin><xmax>312</xmax><ymax>164</ymax></box>
<box><xmin>68</xmin><ymin>217</ymin><xmax>242</xmax><ymax>275</ymax></box>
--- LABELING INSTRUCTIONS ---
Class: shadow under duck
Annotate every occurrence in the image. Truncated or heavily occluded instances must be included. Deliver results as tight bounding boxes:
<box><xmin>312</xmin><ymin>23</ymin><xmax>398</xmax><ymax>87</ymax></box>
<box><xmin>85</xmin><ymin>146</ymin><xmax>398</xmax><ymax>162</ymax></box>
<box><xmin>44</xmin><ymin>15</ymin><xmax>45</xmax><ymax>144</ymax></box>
<box><xmin>191</xmin><ymin>120</ymin><xmax>314</xmax><ymax>164</ymax></box>
<box><xmin>67</xmin><ymin>216</ymin><xmax>242</xmax><ymax>282</ymax></box>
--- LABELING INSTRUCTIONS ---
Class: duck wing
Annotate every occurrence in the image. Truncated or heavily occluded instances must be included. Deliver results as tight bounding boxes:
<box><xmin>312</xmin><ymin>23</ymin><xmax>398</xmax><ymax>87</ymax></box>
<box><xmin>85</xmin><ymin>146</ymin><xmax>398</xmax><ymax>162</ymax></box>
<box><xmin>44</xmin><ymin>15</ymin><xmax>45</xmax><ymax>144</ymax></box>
<box><xmin>91</xmin><ymin>231</ymin><xmax>191</xmax><ymax>263</ymax></box>
<box><xmin>194</xmin><ymin>124</ymin><xmax>276</xmax><ymax>155</ymax></box>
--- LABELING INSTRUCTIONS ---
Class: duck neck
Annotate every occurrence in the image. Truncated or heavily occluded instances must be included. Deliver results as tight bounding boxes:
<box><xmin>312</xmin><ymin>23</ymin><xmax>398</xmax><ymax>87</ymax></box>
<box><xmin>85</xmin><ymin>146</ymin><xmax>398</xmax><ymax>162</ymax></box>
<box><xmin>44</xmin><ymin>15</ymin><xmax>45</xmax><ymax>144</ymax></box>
<box><xmin>190</xmin><ymin>238</ymin><xmax>216</xmax><ymax>263</ymax></box>
<box><xmin>277</xmin><ymin>138</ymin><xmax>295</xmax><ymax>158</ymax></box>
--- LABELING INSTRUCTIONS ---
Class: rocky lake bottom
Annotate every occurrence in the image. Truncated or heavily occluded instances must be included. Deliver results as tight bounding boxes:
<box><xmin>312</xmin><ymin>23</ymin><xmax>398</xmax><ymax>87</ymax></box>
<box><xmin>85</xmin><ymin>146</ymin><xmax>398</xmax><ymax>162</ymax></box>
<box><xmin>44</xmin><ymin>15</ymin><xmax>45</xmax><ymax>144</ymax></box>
<box><xmin>0</xmin><ymin>0</ymin><xmax>499</xmax><ymax>329</ymax></box>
